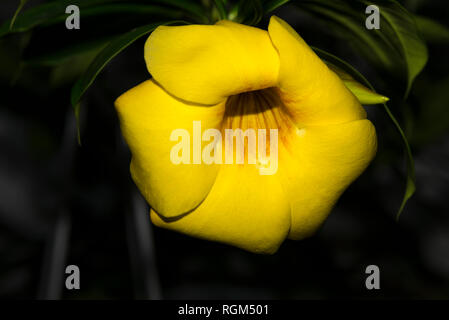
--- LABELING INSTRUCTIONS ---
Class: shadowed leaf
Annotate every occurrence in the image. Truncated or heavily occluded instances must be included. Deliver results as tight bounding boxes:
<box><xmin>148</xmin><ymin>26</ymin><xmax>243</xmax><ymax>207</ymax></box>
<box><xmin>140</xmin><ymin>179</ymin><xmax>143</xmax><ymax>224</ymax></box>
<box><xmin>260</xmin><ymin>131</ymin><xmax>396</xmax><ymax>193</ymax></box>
<box><xmin>263</xmin><ymin>0</ymin><xmax>291</xmax><ymax>13</ymax></box>
<box><xmin>70</xmin><ymin>21</ymin><xmax>184</xmax><ymax>108</ymax></box>
<box><xmin>0</xmin><ymin>0</ymin><xmax>206</xmax><ymax>37</ymax></box>
<box><xmin>327</xmin><ymin>63</ymin><xmax>389</xmax><ymax>105</ymax></box>
<box><xmin>296</xmin><ymin>0</ymin><xmax>428</xmax><ymax>98</ymax></box>
<box><xmin>415</xmin><ymin>15</ymin><xmax>449</xmax><ymax>43</ymax></box>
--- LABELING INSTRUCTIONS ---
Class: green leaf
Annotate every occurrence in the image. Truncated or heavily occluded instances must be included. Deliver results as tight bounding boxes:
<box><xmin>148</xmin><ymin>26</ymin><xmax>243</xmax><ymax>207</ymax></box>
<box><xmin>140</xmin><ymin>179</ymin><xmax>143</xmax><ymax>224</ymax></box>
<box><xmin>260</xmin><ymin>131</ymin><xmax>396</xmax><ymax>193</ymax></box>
<box><xmin>151</xmin><ymin>0</ymin><xmax>208</xmax><ymax>23</ymax></box>
<box><xmin>295</xmin><ymin>0</ymin><xmax>428</xmax><ymax>98</ymax></box>
<box><xmin>313</xmin><ymin>46</ymin><xmax>415</xmax><ymax>219</ymax></box>
<box><xmin>382</xmin><ymin>103</ymin><xmax>416</xmax><ymax>220</ymax></box>
<box><xmin>0</xmin><ymin>0</ymin><xmax>206</xmax><ymax>37</ymax></box>
<box><xmin>415</xmin><ymin>15</ymin><xmax>449</xmax><ymax>43</ymax></box>
<box><xmin>50</xmin><ymin>46</ymin><xmax>108</xmax><ymax>87</ymax></box>
<box><xmin>263</xmin><ymin>0</ymin><xmax>291</xmax><ymax>13</ymax></box>
<box><xmin>213</xmin><ymin>0</ymin><xmax>228</xmax><ymax>20</ymax></box>
<box><xmin>326</xmin><ymin>63</ymin><xmax>389</xmax><ymax>104</ymax></box>
<box><xmin>230</xmin><ymin>0</ymin><xmax>263</xmax><ymax>25</ymax></box>
<box><xmin>74</xmin><ymin>102</ymin><xmax>82</xmax><ymax>146</ymax></box>
<box><xmin>70</xmin><ymin>21</ymin><xmax>184</xmax><ymax>108</ymax></box>
<box><xmin>343</xmin><ymin>80</ymin><xmax>389</xmax><ymax>105</ymax></box>
<box><xmin>296</xmin><ymin>1</ymin><xmax>396</xmax><ymax>70</ymax></box>
<box><xmin>366</xmin><ymin>0</ymin><xmax>428</xmax><ymax>98</ymax></box>
<box><xmin>25</xmin><ymin>38</ymin><xmax>111</xmax><ymax>67</ymax></box>
<box><xmin>9</xmin><ymin>0</ymin><xmax>28</xmax><ymax>31</ymax></box>
<box><xmin>0</xmin><ymin>0</ymin><xmax>119</xmax><ymax>37</ymax></box>
<box><xmin>53</xmin><ymin>4</ymin><xmax>186</xmax><ymax>22</ymax></box>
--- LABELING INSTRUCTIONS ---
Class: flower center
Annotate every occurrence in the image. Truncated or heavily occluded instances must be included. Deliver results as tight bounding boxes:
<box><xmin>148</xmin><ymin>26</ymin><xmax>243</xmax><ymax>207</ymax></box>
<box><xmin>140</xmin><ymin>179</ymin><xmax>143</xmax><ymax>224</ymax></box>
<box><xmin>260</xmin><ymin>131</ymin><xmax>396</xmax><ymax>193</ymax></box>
<box><xmin>222</xmin><ymin>87</ymin><xmax>295</xmax><ymax>141</ymax></box>
<box><xmin>217</xmin><ymin>87</ymin><xmax>296</xmax><ymax>170</ymax></box>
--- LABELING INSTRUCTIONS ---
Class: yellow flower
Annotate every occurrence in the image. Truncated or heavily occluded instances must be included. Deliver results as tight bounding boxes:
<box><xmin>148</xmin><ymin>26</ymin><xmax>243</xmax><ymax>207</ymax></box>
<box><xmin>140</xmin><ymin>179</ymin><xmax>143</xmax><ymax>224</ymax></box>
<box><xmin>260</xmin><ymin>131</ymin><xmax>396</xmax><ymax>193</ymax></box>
<box><xmin>115</xmin><ymin>16</ymin><xmax>377</xmax><ymax>254</ymax></box>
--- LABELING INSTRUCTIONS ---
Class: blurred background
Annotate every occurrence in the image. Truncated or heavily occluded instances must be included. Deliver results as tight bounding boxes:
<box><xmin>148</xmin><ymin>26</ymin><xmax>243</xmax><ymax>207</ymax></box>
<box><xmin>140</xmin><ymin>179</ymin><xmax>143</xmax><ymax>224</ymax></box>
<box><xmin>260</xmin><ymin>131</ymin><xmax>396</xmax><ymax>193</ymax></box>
<box><xmin>0</xmin><ymin>0</ymin><xmax>448</xmax><ymax>299</ymax></box>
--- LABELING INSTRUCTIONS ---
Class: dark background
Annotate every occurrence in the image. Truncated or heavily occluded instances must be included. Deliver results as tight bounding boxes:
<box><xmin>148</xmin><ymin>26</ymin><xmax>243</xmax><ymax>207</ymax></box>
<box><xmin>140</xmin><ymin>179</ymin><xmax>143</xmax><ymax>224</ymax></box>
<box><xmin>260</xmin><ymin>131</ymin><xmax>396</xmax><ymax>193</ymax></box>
<box><xmin>0</xmin><ymin>0</ymin><xmax>448</xmax><ymax>299</ymax></box>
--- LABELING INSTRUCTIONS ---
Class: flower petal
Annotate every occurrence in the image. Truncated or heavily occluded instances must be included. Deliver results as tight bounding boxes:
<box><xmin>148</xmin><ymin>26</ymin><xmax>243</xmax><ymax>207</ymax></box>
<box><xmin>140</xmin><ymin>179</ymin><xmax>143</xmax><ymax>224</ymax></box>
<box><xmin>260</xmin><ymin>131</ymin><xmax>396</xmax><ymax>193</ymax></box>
<box><xmin>150</xmin><ymin>163</ymin><xmax>291</xmax><ymax>254</ymax></box>
<box><xmin>145</xmin><ymin>20</ymin><xmax>279</xmax><ymax>105</ymax></box>
<box><xmin>115</xmin><ymin>79</ymin><xmax>224</xmax><ymax>218</ymax></box>
<box><xmin>278</xmin><ymin>120</ymin><xmax>377</xmax><ymax>240</ymax></box>
<box><xmin>268</xmin><ymin>16</ymin><xmax>366</xmax><ymax>126</ymax></box>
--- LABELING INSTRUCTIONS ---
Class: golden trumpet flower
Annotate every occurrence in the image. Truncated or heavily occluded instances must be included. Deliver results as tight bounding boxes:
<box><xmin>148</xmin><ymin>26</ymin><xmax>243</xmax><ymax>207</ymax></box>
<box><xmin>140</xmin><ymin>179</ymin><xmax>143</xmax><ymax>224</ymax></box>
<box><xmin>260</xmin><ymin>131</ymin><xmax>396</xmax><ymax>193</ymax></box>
<box><xmin>115</xmin><ymin>16</ymin><xmax>377</xmax><ymax>254</ymax></box>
